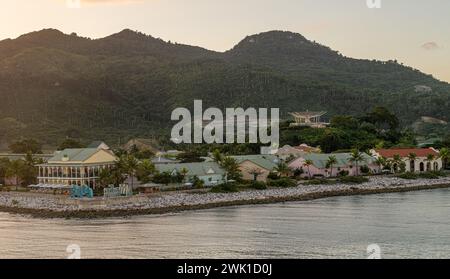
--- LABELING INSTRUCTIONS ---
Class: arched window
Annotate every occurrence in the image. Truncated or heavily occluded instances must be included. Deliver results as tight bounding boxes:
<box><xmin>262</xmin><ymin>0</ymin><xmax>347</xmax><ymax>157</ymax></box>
<box><xmin>420</xmin><ymin>162</ymin><xmax>425</xmax><ymax>172</ymax></box>
<box><xmin>434</xmin><ymin>162</ymin><xmax>439</xmax><ymax>171</ymax></box>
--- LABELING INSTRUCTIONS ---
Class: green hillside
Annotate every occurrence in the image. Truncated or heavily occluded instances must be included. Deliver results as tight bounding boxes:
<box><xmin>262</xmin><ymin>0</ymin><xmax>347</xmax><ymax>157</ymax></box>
<box><xmin>0</xmin><ymin>29</ymin><xmax>449</xmax><ymax>146</ymax></box>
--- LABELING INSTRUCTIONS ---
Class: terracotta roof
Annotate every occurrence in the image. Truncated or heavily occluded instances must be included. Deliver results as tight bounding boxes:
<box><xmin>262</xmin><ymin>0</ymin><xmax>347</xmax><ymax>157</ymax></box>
<box><xmin>375</xmin><ymin>148</ymin><xmax>439</xmax><ymax>158</ymax></box>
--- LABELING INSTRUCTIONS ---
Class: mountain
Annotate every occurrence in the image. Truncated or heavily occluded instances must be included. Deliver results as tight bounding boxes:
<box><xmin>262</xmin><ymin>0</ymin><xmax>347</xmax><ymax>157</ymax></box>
<box><xmin>0</xmin><ymin>29</ymin><xmax>449</xmax><ymax>146</ymax></box>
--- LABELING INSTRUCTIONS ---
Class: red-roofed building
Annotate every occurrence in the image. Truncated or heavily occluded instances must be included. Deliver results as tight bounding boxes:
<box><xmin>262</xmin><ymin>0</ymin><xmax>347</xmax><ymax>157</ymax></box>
<box><xmin>371</xmin><ymin>148</ymin><xmax>442</xmax><ymax>173</ymax></box>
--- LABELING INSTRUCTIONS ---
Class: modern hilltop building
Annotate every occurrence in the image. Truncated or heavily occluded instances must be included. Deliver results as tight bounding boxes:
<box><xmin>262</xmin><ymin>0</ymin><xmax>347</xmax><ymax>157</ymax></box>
<box><xmin>289</xmin><ymin>111</ymin><xmax>329</xmax><ymax>128</ymax></box>
<box><xmin>37</xmin><ymin>144</ymin><xmax>117</xmax><ymax>188</ymax></box>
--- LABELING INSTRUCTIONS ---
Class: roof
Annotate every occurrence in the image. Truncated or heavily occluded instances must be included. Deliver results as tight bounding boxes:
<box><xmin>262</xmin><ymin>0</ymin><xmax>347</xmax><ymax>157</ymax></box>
<box><xmin>151</xmin><ymin>157</ymin><xmax>180</xmax><ymax>164</ymax></box>
<box><xmin>155</xmin><ymin>162</ymin><xmax>225</xmax><ymax>177</ymax></box>
<box><xmin>298</xmin><ymin>153</ymin><xmax>375</xmax><ymax>169</ymax></box>
<box><xmin>48</xmin><ymin>148</ymin><xmax>104</xmax><ymax>163</ymax></box>
<box><xmin>290</xmin><ymin>111</ymin><xmax>327</xmax><ymax>119</ymax></box>
<box><xmin>231</xmin><ymin>155</ymin><xmax>279</xmax><ymax>170</ymax></box>
<box><xmin>374</xmin><ymin>148</ymin><xmax>439</xmax><ymax>158</ymax></box>
<box><xmin>87</xmin><ymin>141</ymin><xmax>109</xmax><ymax>149</ymax></box>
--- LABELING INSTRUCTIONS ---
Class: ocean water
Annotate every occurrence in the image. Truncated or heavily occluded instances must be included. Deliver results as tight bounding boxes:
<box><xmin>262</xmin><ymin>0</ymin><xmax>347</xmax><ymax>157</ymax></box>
<box><xmin>1</xmin><ymin>188</ymin><xmax>450</xmax><ymax>259</ymax></box>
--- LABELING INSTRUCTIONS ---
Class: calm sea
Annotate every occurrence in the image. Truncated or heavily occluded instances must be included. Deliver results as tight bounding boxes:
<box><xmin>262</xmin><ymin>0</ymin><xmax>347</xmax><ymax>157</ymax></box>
<box><xmin>1</xmin><ymin>188</ymin><xmax>450</xmax><ymax>259</ymax></box>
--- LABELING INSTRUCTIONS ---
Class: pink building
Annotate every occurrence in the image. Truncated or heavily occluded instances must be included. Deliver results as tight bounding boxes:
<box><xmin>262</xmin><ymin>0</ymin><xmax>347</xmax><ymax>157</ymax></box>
<box><xmin>288</xmin><ymin>153</ymin><xmax>378</xmax><ymax>178</ymax></box>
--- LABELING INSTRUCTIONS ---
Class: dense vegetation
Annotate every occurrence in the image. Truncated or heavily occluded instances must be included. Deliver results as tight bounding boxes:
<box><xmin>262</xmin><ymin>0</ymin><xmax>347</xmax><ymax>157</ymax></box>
<box><xmin>0</xmin><ymin>29</ymin><xmax>449</xmax><ymax>148</ymax></box>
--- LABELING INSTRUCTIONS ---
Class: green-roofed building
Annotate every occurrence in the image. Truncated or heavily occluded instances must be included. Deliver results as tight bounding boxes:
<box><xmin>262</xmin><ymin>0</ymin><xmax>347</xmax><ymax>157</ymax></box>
<box><xmin>288</xmin><ymin>153</ymin><xmax>378</xmax><ymax>178</ymax></box>
<box><xmin>155</xmin><ymin>162</ymin><xmax>226</xmax><ymax>186</ymax></box>
<box><xmin>37</xmin><ymin>147</ymin><xmax>117</xmax><ymax>188</ymax></box>
<box><xmin>230</xmin><ymin>155</ymin><xmax>280</xmax><ymax>182</ymax></box>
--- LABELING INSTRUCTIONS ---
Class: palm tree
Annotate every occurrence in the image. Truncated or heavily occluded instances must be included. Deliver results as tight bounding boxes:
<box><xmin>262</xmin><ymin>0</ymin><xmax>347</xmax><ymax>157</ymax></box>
<box><xmin>392</xmin><ymin>154</ymin><xmax>402</xmax><ymax>173</ymax></box>
<box><xmin>118</xmin><ymin>155</ymin><xmax>139</xmax><ymax>189</ymax></box>
<box><xmin>222</xmin><ymin>157</ymin><xmax>241</xmax><ymax>181</ymax></box>
<box><xmin>439</xmin><ymin>148</ymin><xmax>449</xmax><ymax>170</ymax></box>
<box><xmin>275</xmin><ymin>162</ymin><xmax>290</xmax><ymax>178</ymax></box>
<box><xmin>303</xmin><ymin>159</ymin><xmax>314</xmax><ymax>179</ymax></box>
<box><xmin>179</xmin><ymin>167</ymin><xmax>189</xmax><ymax>183</ymax></box>
<box><xmin>212</xmin><ymin>149</ymin><xmax>223</xmax><ymax>164</ymax></box>
<box><xmin>349</xmin><ymin>150</ymin><xmax>365</xmax><ymax>176</ymax></box>
<box><xmin>326</xmin><ymin>155</ymin><xmax>338</xmax><ymax>178</ymax></box>
<box><xmin>408</xmin><ymin>153</ymin><xmax>417</xmax><ymax>172</ymax></box>
<box><xmin>426</xmin><ymin>154</ymin><xmax>435</xmax><ymax>171</ymax></box>
<box><xmin>374</xmin><ymin>156</ymin><xmax>386</xmax><ymax>174</ymax></box>
<box><xmin>6</xmin><ymin>160</ymin><xmax>24</xmax><ymax>190</ymax></box>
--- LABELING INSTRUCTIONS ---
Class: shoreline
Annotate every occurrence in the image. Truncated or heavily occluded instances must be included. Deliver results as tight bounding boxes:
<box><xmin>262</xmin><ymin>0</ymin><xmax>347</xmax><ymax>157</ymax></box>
<box><xmin>1</xmin><ymin>176</ymin><xmax>450</xmax><ymax>219</ymax></box>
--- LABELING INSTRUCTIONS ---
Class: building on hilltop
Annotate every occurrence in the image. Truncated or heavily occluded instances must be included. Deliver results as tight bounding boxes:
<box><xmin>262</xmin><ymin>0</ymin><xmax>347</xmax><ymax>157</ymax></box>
<box><xmin>289</xmin><ymin>111</ymin><xmax>329</xmax><ymax>128</ymax></box>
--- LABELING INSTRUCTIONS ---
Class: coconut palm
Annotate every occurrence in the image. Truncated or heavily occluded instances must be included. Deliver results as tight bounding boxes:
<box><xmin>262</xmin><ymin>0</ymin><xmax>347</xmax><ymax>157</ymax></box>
<box><xmin>392</xmin><ymin>154</ymin><xmax>402</xmax><ymax>173</ymax></box>
<box><xmin>303</xmin><ymin>159</ymin><xmax>314</xmax><ymax>179</ymax></box>
<box><xmin>275</xmin><ymin>162</ymin><xmax>290</xmax><ymax>178</ymax></box>
<box><xmin>374</xmin><ymin>156</ymin><xmax>386</xmax><ymax>174</ymax></box>
<box><xmin>408</xmin><ymin>153</ymin><xmax>417</xmax><ymax>172</ymax></box>
<box><xmin>349</xmin><ymin>150</ymin><xmax>365</xmax><ymax>176</ymax></box>
<box><xmin>439</xmin><ymin>148</ymin><xmax>449</xmax><ymax>170</ymax></box>
<box><xmin>179</xmin><ymin>167</ymin><xmax>189</xmax><ymax>182</ymax></box>
<box><xmin>426</xmin><ymin>154</ymin><xmax>435</xmax><ymax>171</ymax></box>
<box><xmin>326</xmin><ymin>155</ymin><xmax>338</xmax><ymax>177</ymax></box>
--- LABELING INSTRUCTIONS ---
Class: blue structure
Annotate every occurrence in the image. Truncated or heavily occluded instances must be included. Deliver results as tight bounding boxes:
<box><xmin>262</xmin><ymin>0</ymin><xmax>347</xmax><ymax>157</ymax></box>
<box><xmin>70</xmin><ymin>185</ymin><xmax>94</xmax><ymax>199</ymax></box>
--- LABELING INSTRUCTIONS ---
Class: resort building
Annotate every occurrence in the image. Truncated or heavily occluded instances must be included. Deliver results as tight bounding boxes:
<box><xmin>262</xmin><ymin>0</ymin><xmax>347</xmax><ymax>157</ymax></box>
<box><xmin>37</xmin><ymin>147</ymin><xmax>117</xmax><ymax>188</ymax></box>
<box><xmin>289</xmin><ymin>111</ymin><xmax>329</xmax><ymax>128</ymax></box>
<box><xmin>288</xmin><ymin>153</ymin><xmax>378</xmax><ymax>178</ymax></box>
<box><xmin>231</xmin><ymin>155</ymin><xmax>279</xmax><ymax>182</ymax></box>
<box><xmin>371</xmin><ymin>148</ymin><xmax>442</xmax><ymax>173</ymax></box>
<box><xmin>155</xmin><ymin>162</ymin><xmax>226</xmax><ymax>187</ymax></box>
<box><xmin>275</xmin><ymin>144</ymin><xmax>321</xmax><ymax>161</ymax></box>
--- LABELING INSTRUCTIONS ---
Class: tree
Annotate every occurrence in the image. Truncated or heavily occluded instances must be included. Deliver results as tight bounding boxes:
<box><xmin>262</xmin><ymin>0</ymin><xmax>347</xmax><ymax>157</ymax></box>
<box><xmin>374</xmin><ymin>156</ymin><xmax>386</xmax><ymax>174</ymax></box>
<box><xmin>221</xmin><ymin>157</ymin><xmax>242</xmax><ymax>181</ymax></box>
<box><xmin>439</xmin><ymin>148</ymin><xmax>449</xmax><ymax>169</ymax></box>
<box><xmin>0</xmin><ymin>158</ymin><xmax>11</xmax><ymax>185</ymax></box>
<box><xmin>136</xmin><ymin>159</ymin><xmax>156</xmax><ymax>183</ymax></box>
<box><xmin>426</xmin><ymin>154</ymin><xmax>435</xmax><ymax>171</ymax></box>
<box><xmin>275</xmin><ymin>162</ymin><xmax>290</xmax><ymax>178</ymax></box>
<box><xmin>349</xmin><ymin>150</ymin><xmax>365</xmax><ymax>176</ymax></box>
<box><xmin>6</xmin><ymin>160</ymin><xmax>24</xmax><ymax>190</ymax></box>
<box><xmin>391</xmin><ymin>154</ymin><xmax>402</xmax><ymax>173</ymax></box>
<box><xmin>212</xmin><ymin>149</ymin><xmax>223</xmax><ymax>164</ymax></box>
<box><xmin>408</xmin><ymin>153</ymin><xmax>417</xmax><ymax>172</ymax></box>
<box><xmin>117</xmin><ymin>155</ymin><xmax>140</xmax><ymax>189</ymax></box>
<box><xmin>57</xmin><ymin>139</ymin><xmax>84</xmax><ymax>150</ymax></box>
<box><xmin>177</xmin><ymin>151</ymin><xmax>205</xmax><ymax>163</ymax></box>
<box><xmin>9</xmin><ymin>139</ymin><xmax>42</xmax><ymax>154</ymax></box>
<box><xmin>179</xmin><ymin>167</ymin><xmax>189</xmax><ymax>183</ymax></box>
<box><xmin>326</xmin><ymin>155</ymin><xmax>338</xmax><ymax>177</ymax></box>
<box><xmin>303</xmin><ymin>159</ymin><xmax>314</xmax><ymax>179</ymax></box>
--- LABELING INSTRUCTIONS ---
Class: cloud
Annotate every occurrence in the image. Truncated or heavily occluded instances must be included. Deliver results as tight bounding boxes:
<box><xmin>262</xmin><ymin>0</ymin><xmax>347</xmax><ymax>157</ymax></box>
<box><xmin>421</xmin><ymin>42</ymin><xmax>439</xmax><ymax>51</ymax></box>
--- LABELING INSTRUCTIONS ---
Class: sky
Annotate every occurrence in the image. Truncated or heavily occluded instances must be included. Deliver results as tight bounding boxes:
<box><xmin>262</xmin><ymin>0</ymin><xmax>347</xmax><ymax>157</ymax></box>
<box><xmin>0</xmin><ymin>0</ymin><xmax>449</xmax><ymax>82</ymax></box>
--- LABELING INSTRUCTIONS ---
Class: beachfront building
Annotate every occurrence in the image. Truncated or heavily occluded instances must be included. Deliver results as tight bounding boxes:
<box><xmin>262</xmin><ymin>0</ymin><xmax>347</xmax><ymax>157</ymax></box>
<box><xmin>231</xmin><ymin>155</ymin><xmax>280</xmax><ymax>182</ymax></box>
<box><xmin>289</xmin><ymin>111</ymin><xmax>329</xmax><ymax>128</ymax></box>
<box><xmin>155</xmin><ymin>162</ymin><xmax>226</xmax><ymax>187</ymax></box>
<box><xmin>37</xmin><ymin>147</ymin><xmax>117</xmax><ymax>188</ymax></box>
<box><xmin>288</xmin><ymin>153</ymin><xmax>378</xmax><ymax>178</ymax></box>
<box><xmin>371</xmin><ymin>148</ymin><xmax>442</xmax><ymax>173</ymax></box>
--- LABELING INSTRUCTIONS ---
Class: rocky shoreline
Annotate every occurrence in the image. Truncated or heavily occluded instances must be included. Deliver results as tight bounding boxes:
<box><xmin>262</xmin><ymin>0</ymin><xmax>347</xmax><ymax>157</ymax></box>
<box><xmin>1</xmin><ymin>176</ymin><xmax>450</xmax><ymax>219</ymax></box>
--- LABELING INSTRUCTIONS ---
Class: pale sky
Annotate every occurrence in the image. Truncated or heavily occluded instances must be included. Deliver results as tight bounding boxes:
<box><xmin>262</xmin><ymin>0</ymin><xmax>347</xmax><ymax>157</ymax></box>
<box><xmin>1</xmin><ymin>0</ymin><xmax>449</xmax><ymax>82</ymax></box>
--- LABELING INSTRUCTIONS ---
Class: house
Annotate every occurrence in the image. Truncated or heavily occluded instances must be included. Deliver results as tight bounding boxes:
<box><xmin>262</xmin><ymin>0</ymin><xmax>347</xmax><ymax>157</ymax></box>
<box><xmin>155</xmin><ymin>162</ymin><xmax>226</xmax><ymax>187</ymax></box>
<box><xmin>371</xmin><ymin>148</ymin><xmax>442</xmax><ymax>173</ymax></box>
<box><xmin>231</xmin><ymin>155</ymin><xmax>279</xmax><ymax>182</ymax></box>
<box><xmin>275</xmin><ymin>145</ymin><xmax>307</xmax><ymax>161</ymax></box>
<box><xmin>87</xmin><ymin>141</ymin><xmax>110</xmax><ymax>150</ymax></box>
<box><xmin>275</xmin><ymin>144</ymin><xmax>321</xmax><ymax>161</ymax></box>
<box><xmin>151</xmin><ymin>156</ymin><xmax>181</xmax><ymax>165</ymax></box>
<box><xmin>288</xmin><ymin>153</ymin><xmax>378</xmax><ymax>178</ymax></box>
<box><xmin>289</xmin><ymin>111</ymin><xmax>330</xmax><ymax>128</ymax></box>
<box><xmin>37</xmin><ymin>147</ymin><xmax>117</xmax><ymax>188</ymax></box>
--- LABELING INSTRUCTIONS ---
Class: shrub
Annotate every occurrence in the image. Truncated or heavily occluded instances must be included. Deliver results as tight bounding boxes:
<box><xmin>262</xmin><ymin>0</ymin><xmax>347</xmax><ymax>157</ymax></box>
<box><xmin>397</xmin><ymin>172</ymin><xmax>418</xmax><ymax>180</ymax></box>
<box><xmin>267</xmin><ymin>172</ymin><xmax>280</xmax><ymax>180</ymax></box>
<box><xmin>360</xmin><ymin>165</ymin><xmax>371</xmax><ymax>175</ymax></box>
<box><xmin>249</xmin><ymin>181</ymin><xmax>268</xmax><ymax>190</ymax></box>
<box><xmin>418</xmin><ymin>172</ymin><xmax>440</xmax><ymax>179</ymax></box>
<box><xmin>304</xmin><ymin>179</ymin><xmax>337</xmax><ymax>185</ymax></box>
<box><xmin>268</xmin><ymin>178</ymin><xmax>297</xmax><ymax>188</ymax></box>
<box><xmin>338</xmin><ymin>170</ymin><xmax>350</xmax><ymax>177</ymax></box>
<box><xmin>210</xmin><ymin>183</ymin><xmax>239</xmax><ymax>193</ymax></box>
<box><xmin>338</xmin><ymin>176</ymin><xmax>369</xmax><ymax>184</ymax></box>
